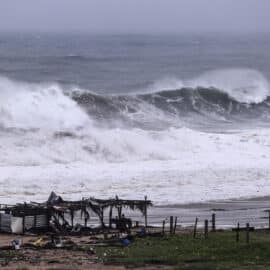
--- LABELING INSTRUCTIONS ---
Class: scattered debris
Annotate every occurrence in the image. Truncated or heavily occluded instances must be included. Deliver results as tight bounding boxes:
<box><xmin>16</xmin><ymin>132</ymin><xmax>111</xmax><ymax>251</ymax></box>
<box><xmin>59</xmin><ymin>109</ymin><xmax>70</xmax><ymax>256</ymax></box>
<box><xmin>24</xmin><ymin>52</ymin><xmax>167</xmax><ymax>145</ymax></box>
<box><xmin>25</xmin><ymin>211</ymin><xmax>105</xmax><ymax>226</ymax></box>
<box><xmin>0</xmin><ymin>192</ymin><xmax>152</xmax><ymax>236</ymax></box>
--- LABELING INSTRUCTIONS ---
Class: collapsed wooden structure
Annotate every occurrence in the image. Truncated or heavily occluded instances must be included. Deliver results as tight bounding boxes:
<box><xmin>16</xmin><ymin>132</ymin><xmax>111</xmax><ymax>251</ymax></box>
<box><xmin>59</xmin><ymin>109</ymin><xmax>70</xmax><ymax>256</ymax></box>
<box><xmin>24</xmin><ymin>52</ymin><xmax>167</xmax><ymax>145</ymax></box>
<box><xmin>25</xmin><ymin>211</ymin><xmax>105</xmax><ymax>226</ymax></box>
<box><xmin>0</xmin><ymin>192</ymin><xmax>152</xmax><ymax>235</ymax></box>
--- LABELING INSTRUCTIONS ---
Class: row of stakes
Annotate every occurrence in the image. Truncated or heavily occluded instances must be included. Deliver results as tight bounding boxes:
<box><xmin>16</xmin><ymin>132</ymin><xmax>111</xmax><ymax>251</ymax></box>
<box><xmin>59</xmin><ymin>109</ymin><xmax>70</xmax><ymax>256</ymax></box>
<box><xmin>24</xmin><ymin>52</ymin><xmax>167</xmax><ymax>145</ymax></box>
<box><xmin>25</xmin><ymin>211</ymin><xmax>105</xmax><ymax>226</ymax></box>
<box><xmin>162</xmin><ymin>213</ymin><xmax>259</xmax><ymax>244</ymax></box>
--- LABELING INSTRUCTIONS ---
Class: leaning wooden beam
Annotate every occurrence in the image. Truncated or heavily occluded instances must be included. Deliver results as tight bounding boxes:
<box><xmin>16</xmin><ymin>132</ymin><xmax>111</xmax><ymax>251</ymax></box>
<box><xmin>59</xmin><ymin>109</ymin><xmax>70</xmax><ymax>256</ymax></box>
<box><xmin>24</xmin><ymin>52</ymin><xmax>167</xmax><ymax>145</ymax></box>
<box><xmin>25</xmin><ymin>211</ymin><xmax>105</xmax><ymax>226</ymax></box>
<box><xmin>109</xmin><ymin>205</ymin><xmax>113</xmax><ymax>228</ymax></box>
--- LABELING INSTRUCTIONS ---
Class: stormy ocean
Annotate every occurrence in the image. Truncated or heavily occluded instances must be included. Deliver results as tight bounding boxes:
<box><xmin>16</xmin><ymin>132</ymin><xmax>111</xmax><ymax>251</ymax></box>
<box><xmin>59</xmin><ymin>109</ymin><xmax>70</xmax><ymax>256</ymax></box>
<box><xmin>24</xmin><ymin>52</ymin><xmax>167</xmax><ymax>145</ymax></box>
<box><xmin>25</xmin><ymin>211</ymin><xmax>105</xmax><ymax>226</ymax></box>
<box><xmin>1</xmin><ymin>33</ymin><xmax>270</xmax><ymax>205</ymax></box>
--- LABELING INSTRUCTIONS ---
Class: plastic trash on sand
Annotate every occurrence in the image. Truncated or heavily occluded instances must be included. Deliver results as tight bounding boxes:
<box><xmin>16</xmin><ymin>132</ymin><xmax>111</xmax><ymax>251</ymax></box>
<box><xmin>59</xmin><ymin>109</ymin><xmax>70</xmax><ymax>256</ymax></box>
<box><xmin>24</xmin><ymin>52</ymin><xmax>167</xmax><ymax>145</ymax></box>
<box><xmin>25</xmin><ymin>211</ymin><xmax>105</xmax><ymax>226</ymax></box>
<box><xmin>139</xmin><ymin>227</ymin><xmax>146</xmax><ymax>237</ymax></box>
<box><xmin>121</xmin><ymin>238</ymin><xmax>131</xmax><ymax>245</ymax></box>
<box><xmin>11</xmin><ymin>239</ymin><xmax>20</xmax><ymax>250</ymax></box>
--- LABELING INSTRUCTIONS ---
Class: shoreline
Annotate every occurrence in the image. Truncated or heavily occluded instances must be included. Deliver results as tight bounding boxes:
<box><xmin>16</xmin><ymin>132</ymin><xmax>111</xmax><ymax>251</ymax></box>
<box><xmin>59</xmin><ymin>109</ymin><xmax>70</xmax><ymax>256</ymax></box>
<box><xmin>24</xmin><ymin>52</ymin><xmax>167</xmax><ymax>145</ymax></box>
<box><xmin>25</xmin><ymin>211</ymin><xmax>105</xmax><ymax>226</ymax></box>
<box><xmin>146</xmin><ymin>196</ymin><xmax>270</xmax><ymax>228</ymax></box>
<box><xmin>75</xmin><ymin>195</ymin><xmax>270</xmax><ymax>229</ymax></box>
<box><xmin>1</xmin><ymin>195</ymin><xmax>270</xmax><ymax>229</ymax></box>
<box><xmin>0</xmin><ymin>196</ymin><xmax>270</xmax><ymax>269</ymax></box>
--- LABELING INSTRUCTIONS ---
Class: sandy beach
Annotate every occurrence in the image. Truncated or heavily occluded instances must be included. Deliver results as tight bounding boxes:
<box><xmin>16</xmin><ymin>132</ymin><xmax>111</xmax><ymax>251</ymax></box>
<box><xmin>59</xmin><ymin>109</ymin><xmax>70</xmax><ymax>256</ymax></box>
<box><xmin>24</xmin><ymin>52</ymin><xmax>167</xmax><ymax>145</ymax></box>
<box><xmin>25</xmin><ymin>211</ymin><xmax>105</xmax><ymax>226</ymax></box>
<box><xmin>0</xmin><ymin>196</ymin><xmax>270</xmax><ymax>269</ymax></box>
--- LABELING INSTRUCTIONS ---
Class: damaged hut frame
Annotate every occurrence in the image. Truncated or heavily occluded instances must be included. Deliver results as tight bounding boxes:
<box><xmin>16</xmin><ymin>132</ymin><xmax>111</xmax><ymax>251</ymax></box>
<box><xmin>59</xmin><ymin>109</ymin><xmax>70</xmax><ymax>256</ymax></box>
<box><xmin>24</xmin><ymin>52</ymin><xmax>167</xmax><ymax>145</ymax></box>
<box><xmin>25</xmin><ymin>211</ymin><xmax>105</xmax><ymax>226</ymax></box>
<box><xmin>0</xmin><ymin>193</ymin><xmax>152</xmax><ymax>235</ymax></box>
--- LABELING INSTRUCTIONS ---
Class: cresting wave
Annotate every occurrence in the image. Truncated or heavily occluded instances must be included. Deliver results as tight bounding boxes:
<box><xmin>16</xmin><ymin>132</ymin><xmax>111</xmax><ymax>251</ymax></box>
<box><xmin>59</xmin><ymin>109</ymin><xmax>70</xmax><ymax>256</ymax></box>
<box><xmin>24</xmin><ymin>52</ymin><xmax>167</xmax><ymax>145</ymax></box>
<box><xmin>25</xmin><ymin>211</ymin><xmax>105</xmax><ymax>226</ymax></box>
<box><xmin>0</xmin><ymin>69</ymin><xmax>270</xmax><ymax>132</ymax></box>
<box><xmin>73</xmin><ymin>86</ymin><xmax>270</xmax><ymax>129</ymax></box>
<box><xmin>72</xmin><ymin>69</ymin><xmax>270</xmax><ymax>129</ymax></box>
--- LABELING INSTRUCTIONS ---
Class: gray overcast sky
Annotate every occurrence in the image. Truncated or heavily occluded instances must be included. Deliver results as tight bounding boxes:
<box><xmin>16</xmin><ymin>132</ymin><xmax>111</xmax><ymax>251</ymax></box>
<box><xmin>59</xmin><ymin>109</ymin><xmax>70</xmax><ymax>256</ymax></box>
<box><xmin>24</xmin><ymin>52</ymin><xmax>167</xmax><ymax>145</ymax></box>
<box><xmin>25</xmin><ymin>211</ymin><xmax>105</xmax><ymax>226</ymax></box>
<box><xmin>0</xmin><ymin>0</ymin><xmax>269</xmax><ymax>33</ymax></box>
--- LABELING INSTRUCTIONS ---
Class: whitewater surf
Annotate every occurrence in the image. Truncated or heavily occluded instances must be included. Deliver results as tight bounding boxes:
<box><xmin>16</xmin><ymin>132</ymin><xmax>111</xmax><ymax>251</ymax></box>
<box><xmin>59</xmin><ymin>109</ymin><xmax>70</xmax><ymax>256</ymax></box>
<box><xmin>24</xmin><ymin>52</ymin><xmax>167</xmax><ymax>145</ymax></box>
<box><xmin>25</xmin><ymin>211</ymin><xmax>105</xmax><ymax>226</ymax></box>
<box><xmin>0</xmin><ymin>67</ymin><xmax>270</xmax><ymax>205</ymax></box>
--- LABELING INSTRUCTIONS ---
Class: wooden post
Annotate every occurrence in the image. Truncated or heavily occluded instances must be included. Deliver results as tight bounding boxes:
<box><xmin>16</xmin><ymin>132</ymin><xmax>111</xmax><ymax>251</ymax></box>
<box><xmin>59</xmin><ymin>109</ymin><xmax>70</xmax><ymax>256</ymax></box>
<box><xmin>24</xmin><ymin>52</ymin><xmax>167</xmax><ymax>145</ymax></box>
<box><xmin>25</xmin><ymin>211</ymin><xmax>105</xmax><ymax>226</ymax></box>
<box><xmin>193</xmin><ymin>217</ymin><xmax>198</xmax><ymax>239</ymax></box>
<box><xmin>173</xmin><ymin>217</ymin><xmax>178</xmax><ymax>234</ymax></box>
<box><xmin>109</xmin><ymin>206</ymin><xmax>113</xmax><ymax>228</ymax></box>
<box><xmin>22</xmin><ymin>216</ymin><xmax>25</xmax><ymax>235</ymax></box>
<box><xmin>246</xmin><ymin>223</ymin><xmax>250</xmax><ymax>243</ymax></box>
<box><xmin>204</xmin><ymin>220</ymin><xmax>209</xmax><ymax>239</ymax></box>
<box><xmin>212</xmin><ymin>213</ymin><xmax>216</xmax><ymax>232</ymax></box>
<box><xmin>117</xmin><ymin>206</ymin><xmax>122</xmax><ymax>219</ymax></box>
<box><xmin>116</xmin><ymin>195</ymin><xmax>121</xmax><ymax>220</ymax></box>
<box><xmin>236</xmin><ymin>222</ymin><xmax>240</xmax><ymax>242</ymax></box>
<box><xmin>101</xmin><ymin>207</ymin><xmax>104</xmax><ymax>228</ymax></box>
<box><xmin>144</xmin><ymin>196</ymin><xmax>148</xmax><ymax>228</ymax></box>
<box><xmin>117</xmin><ymin>207</ymin><xmax>122</xmax><ymax>220</ymax></box>
<box><xmin>70</xmin><ymin>210</ymin><xmax>74</xmax><ymax>228</ymax></box>
<box><xmin>268</xmin><ymin>212</ymin><xmax>270</xmax><ymax>230</ymax></box>
<box><xmin>162</xmin><ymin>220</ymin><xmax>165</xmax><ymax>235</ymax></box>
<box><xmin>170</xmin><ymin>216</ymin><xmax>174</xmax><ymax>234</ymax></box>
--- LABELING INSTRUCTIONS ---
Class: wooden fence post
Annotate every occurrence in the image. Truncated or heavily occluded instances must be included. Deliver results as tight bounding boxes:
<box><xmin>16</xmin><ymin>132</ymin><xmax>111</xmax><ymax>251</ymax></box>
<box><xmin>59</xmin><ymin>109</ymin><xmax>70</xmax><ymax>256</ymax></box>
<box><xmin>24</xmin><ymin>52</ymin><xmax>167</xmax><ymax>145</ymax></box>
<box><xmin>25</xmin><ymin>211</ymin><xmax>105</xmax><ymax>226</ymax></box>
<box><xmin>162</xmin><ymin>220</ymin><xmax>165</xmax><ymax>235</ymax></box>
<box><xmin>212</xmin><ymin>213</ymin><xmax>216</xmax><ymax>232</ymax></box>
<box><xmin>268</xmin><ymin>212</ymin><xmax>270</xmax><ymax>230</ymax></box>
<box><xmin>236</xmin><ymin>222</ymin><xmax>240</xmax><ymax>242</ymax></box>
<box><xmin>193</xmin><ymin>217</ymin><xmax>198</xmax><ymax>239</ymax></box>
<box><xmin>170</xmin><ymin>216</ymin><xmax>174</xmax><ymax>234</ymax></box>
<box><xmin>204</xmin><ymin>220</ymin><xmax>209</xmax><ymax>239</ymax></box>
<box><xmin>246</xmin><ymin>223</ymin><xmax>250</xmax><ymax>244</ymax></box>
<box><xmin>144</xmin><ymin>196</ymin><xmax>148</xmax><ymax>228</ymax></box>
<box><xmin>173</xmin><ymin>217</ymin><xmax>178</xmax><ymax>234</ymax></box>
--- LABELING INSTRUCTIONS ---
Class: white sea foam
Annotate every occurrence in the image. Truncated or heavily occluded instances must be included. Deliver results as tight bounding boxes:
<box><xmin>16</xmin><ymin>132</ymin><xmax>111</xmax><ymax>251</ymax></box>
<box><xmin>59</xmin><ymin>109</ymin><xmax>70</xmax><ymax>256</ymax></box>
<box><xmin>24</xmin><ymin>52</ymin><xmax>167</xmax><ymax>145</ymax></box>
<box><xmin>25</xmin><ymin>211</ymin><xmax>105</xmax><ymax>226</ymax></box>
<box><xmin>189</xmin><ymin>69</ymin><xmax>270</xmax><ymax>104</ymax></box>
<box><xmin>0</xmin><ymin>75</ymin><xmax>270</xmax><ymax>205</ymax></box>
<box><xmin>1</xmin><ymin>126</ymin><xmax>270</xmax><ymax>205</ymax></box>
<box><xmin>147</xmin><ymin>68</ymin><xmax>270</xmax><ymax>104</ymax></box>
<box><xmin>0</xmin><ymin>76</ymin><xmax>90</xmax><ymax>130</ymax></box>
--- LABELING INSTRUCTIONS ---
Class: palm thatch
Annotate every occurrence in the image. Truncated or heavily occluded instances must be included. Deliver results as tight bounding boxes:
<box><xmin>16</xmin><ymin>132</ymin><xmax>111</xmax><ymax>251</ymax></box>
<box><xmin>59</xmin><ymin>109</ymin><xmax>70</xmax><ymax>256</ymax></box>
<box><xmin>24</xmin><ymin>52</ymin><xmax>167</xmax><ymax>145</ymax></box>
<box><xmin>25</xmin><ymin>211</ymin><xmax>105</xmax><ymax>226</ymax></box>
<box><xmin>0</xmin><ymin>192</ymin><xmax>153</xmax><ymax>233</ymax></box>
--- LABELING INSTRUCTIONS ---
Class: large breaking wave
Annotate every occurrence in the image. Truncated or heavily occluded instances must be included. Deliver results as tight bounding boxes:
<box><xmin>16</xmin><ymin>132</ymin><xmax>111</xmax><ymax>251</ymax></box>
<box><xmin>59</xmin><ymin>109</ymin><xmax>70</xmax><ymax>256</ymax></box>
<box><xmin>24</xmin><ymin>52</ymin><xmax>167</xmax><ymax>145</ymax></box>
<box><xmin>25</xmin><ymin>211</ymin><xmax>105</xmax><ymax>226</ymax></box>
<box><xmin>72</xmin><ymin>69</ymin><xmax>270</xmax><ymax>129</ymax></box>
<box><xmin>1</xmin><ymin>68</ymin><xmax>270</xmax><ymax>165</ymax></box>
<box><xmin>0</xmin><ymin>69</ymin><xmax>270</xmax><ymax>132</ymax></box>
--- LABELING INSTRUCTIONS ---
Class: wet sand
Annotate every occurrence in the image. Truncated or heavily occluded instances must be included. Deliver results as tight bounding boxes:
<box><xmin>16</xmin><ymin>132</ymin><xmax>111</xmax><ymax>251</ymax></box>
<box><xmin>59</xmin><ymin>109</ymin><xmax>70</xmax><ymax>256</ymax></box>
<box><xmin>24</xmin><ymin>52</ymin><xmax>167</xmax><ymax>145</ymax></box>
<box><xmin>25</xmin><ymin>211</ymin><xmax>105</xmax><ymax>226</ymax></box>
<box><xmin>127</xmin><ymin>196</ymin><xmax>270</xmax><ymax>229</ymax></box>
